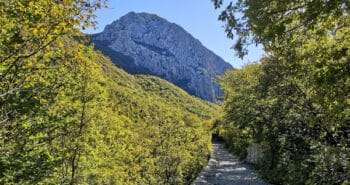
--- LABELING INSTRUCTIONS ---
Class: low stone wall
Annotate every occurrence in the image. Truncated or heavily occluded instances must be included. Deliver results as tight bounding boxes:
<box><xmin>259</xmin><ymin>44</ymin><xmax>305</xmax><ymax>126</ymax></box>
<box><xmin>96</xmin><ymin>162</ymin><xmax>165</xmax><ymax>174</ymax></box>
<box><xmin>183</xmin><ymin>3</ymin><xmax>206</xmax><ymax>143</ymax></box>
<box><xmin>246</xmin><ymin>143</ymin><xmax>264</xmax><ymax>164</ymax></box>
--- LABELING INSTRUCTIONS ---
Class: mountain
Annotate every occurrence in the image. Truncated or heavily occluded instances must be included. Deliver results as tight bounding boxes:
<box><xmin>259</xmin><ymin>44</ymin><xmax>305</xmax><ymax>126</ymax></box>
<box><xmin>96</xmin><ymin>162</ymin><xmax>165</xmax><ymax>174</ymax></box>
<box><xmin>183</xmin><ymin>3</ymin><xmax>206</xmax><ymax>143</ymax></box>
<box><xmin>96</xmin><ymin>50</ymin><xmax>219</xmax><ymax>121</ymax></box>
<box><xmin>91</xmin><ymin>12</ymin><xmax>233</xmax><ymax>102</ymax></box>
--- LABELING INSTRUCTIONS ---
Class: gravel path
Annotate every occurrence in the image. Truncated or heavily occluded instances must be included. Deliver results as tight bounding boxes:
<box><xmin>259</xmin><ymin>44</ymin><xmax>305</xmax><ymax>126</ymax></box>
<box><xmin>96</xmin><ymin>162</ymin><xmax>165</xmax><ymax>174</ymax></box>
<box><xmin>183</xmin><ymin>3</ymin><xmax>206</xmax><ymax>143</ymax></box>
<box><xmin>193</xmin><ymin>141</ymin><xmax>268</xmax><ymax>185</ymax></box>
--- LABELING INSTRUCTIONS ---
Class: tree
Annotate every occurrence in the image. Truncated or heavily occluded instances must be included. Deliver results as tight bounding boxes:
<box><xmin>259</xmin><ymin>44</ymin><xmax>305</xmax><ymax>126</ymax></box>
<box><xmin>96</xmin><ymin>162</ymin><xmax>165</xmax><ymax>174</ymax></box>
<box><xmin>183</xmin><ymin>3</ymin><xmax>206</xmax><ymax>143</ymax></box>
<box><xmin>1</xmin><ymin>1</ymin><xmax>217</xmax><ymax>184</ymax></box>
<box><xmin>214</xmin><ymin>0</ymin><xmax>349</xmax><ymax>184</ymax></box>
<box><xmin>0</xmin><ymin>0</ymin><xmax>106</xmax><ymax>124</ymax></box>
<box><xmin>212</xmin><ymin>0</ymin><xmax>350</xmax><ymax>59</ymax></box>
<box><xmin>0</xmin><ymin>1</ymin><xmax>106</xmax><ymax>183</ymax></box>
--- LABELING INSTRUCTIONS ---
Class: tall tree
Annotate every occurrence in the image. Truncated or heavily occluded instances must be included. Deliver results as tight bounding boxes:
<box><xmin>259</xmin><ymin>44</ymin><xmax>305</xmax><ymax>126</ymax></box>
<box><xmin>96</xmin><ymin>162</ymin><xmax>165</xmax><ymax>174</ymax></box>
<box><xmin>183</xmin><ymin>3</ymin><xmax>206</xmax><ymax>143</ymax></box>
<box><xmin>214</xmin><ymin>0</ymin><xmax>350</xmax><ymax>184</ymax></box>
<box><xmin>0</xmin><ymin>1</ymin><xmax>105</xmax><ymax>183</ymax></box>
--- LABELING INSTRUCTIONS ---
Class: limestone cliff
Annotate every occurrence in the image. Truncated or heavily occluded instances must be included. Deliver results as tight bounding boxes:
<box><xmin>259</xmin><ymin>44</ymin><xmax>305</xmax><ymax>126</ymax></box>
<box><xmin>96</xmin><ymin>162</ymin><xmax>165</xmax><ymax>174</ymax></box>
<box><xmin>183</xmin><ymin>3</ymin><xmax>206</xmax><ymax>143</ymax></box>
<box><xmin>91</xmin><ymin>12</ymin><xmax>233</xmax><ymax>102</ymax></box>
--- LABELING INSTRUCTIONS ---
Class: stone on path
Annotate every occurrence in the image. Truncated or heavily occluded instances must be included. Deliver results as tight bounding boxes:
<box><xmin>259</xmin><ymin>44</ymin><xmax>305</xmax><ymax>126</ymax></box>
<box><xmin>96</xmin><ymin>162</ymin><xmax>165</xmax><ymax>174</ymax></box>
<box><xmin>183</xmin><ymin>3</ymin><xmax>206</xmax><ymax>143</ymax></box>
<box><xmin>193</xmin><ymin>141</ymin><xmax>269</xmax><ymax>185</ymax></box>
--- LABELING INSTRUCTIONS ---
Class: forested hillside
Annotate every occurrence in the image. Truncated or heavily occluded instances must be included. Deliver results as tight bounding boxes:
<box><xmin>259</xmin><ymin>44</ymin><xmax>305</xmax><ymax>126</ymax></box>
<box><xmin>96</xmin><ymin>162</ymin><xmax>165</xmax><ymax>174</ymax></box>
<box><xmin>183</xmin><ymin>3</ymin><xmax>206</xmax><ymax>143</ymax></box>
<box><xmin>0</xmin><ymin>1</ymin><xmax>217</xmax><ymax>184</ymax></box>
<box><xmin>213</xmin><ymin>0</ymin><xmax>350</xmax><ymax>184</ymax></box>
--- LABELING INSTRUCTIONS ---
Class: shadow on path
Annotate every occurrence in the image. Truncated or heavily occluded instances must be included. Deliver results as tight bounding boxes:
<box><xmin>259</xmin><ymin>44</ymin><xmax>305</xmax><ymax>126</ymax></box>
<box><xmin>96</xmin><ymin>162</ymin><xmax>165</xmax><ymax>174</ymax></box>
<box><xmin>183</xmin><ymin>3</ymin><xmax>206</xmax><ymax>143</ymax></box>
<box><xmin>193</xmin><ymin>140</ymin><xmax>268</xmax><ymax>185</ymax></box>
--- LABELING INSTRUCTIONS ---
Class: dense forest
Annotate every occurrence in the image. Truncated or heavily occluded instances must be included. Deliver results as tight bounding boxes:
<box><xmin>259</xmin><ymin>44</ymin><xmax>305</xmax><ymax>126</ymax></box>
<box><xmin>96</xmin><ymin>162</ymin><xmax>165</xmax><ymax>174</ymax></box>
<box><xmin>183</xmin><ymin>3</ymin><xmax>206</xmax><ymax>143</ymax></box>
<box><xmin>0</xmin><ymin>1</ymin><xmax>217</xmax><ymax>184</ymax></box>
<box><xmin>213</xmin><ymin>0</ymin><xmax>349</xmax><ymax>184</ymax></box>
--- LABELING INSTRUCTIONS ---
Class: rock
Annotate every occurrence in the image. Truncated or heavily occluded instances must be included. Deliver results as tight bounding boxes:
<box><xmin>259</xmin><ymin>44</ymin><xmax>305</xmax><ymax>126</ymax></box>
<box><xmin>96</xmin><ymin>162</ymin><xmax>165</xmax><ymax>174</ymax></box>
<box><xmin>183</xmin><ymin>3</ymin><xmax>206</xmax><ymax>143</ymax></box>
<box><xmin>91</xmin><ymin>12</ymin><xmax>233</xmax><ymax>102</ymax></box>
<box><xmin>246</xmin><ymin>143</ymin><xmax>264</xmax><ymax>164</ymax></box>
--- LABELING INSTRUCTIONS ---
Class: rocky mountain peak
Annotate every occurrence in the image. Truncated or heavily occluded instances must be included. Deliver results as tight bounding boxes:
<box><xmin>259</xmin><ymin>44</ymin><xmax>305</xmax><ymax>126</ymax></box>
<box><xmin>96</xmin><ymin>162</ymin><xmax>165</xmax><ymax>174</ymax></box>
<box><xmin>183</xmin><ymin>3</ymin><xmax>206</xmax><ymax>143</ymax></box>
<box><xmin>92</xmin><ymin>12</ymin><xmax>233</xmax><ymax>102</ymax></box>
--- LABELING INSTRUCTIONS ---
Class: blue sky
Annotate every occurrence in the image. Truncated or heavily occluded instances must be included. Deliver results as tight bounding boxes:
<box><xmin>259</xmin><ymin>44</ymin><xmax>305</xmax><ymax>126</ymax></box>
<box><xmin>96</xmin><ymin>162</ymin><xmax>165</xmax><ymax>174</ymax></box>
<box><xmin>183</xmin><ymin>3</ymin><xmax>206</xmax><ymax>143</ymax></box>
<box><xmin>84</xmin><ymin>0</ymin><xmax>265</xmax><ymax>69</ymax></box>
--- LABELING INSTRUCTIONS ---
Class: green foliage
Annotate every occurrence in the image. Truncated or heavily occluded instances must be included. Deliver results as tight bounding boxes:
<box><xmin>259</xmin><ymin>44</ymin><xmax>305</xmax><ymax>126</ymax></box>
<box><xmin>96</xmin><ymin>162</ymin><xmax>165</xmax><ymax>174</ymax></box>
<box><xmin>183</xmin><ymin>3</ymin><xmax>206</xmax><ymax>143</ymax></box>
<box><xmin>212</xmin><ymin>0</ymin><xmax>350</xmax><ymax>59</ymax></box>
<box><xmin>214</xmin><ymin>1</ymin><xmax>350</xmax><ymax>184</ymax></box>
<box><xmin>1</xmin><ymin>1</ymin><xmax>216</xmax><ymax>184</ymax></box>
<box><xmin>219</xmin><ymin>59</ymin><xmax>349</xmax><ymax>184</ymax></box>
<box><xmin>87</xmin><ymin>52</ymin><xmax>216</xmax><ymax>184</ymax></box>
<box><xmin>1</xmin><ymin>1</ymin><xmax>106</xmax><ymax>183</ymax></box>
<box><xmin>218</xmin><ymin>64</ymin><xmax>262</xmax><ymax>159</ymax></box>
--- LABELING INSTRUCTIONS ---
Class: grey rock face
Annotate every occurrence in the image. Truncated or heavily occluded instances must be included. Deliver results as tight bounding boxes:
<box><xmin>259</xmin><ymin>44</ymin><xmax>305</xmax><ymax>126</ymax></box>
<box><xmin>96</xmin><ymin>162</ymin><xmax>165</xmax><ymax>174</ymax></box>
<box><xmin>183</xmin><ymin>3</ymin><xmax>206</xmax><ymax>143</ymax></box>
<box><xmin>92</xmin><ymin>12</ymin><xmax>233</xmax><ymax>102</ymax></box>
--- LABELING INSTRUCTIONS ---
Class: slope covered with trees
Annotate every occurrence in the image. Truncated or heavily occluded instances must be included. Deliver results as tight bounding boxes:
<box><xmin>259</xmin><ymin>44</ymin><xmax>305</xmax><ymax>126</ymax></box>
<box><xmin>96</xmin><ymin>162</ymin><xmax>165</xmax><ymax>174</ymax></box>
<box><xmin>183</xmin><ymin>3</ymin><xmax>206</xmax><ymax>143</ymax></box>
<box><xmin>0</xmin><ymin>1</ymin><xmax>217</xmax><ymax>184</ymax></box>
<box><xmin>213</xmin><ymin>0</ymin><xmax>349</xmax><ymax>184</ymax></box>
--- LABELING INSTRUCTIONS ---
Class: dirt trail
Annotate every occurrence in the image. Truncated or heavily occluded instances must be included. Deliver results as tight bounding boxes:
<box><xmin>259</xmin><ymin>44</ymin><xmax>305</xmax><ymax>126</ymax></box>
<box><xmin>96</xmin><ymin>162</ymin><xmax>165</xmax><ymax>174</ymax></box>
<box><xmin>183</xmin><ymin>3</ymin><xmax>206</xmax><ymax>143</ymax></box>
<box><xmin>193</xmin><ymin>141</ymin><xmax>268</xmax><ymax>185</ymax></box>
